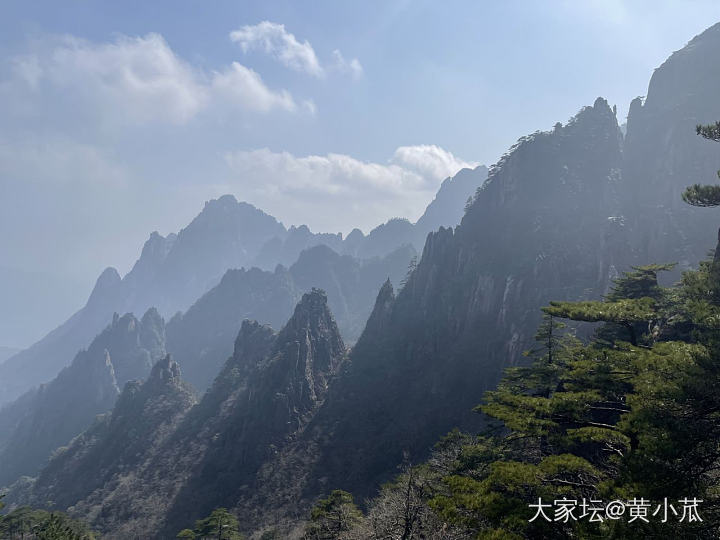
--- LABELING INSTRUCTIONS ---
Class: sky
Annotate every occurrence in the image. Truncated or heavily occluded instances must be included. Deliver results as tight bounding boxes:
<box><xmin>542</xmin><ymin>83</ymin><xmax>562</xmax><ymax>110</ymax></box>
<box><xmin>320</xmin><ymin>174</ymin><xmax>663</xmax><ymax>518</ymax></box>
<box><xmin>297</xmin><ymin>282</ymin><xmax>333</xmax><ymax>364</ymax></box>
<box><xmin>2</xmin><ymin>0</ymin><xmax>720</xmax><ymax>346</ymax></box>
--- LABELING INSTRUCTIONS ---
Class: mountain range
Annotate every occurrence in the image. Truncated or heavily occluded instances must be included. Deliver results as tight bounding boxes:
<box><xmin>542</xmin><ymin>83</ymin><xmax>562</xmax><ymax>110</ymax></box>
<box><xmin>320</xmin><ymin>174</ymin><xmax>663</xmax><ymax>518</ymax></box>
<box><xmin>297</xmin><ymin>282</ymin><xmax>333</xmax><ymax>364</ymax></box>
<box><xmin>0</xmin><ymin>162</ymin><xmax>485</xmax><ymax>489</ymax></box>
<box><xmin>4</xmin><ymin>20</ymin><xmax>720</xmax><ymax>539</ymax></box>
<box><xmin>0</xmin><ymin>163</ymin><xmax>487</xmax><ymax>408</ymax></box>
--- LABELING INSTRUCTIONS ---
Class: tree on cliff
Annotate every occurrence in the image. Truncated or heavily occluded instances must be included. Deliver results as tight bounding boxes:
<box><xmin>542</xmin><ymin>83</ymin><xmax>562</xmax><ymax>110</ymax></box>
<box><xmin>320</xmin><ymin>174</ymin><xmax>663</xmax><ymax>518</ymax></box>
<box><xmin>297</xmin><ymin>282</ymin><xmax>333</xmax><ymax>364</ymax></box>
<box><xmin>683</xmin><ymin>122</ymin><xmax>720</xmax><ymax>207</ymax></box>
<box><xmin>430</xmin><ymin>258</ymin><xmax>720</xmax><ymax>538</ymax></box>
<box><xmin>341</xmin><ymin>253</ymin><xmax>720</xmax><ymax>538</ymax></box>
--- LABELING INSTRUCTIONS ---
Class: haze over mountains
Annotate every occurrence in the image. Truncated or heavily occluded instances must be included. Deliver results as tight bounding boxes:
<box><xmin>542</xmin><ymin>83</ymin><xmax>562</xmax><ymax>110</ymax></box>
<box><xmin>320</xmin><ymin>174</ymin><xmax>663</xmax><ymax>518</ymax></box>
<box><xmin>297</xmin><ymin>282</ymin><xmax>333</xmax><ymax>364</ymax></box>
<box><xmin>0</xmin><ymin>164</ymin><xmax>486</xmax><ymax>408</ymax></box>
<box><xmin>3</xmin><ymin>18</ymin><xmax>720</xmax><ymax>540</ymax></box>
<box><xmin>0</xmin><ymin>162</ymin><xmax>485</xmax><ymax>489</ymax></box>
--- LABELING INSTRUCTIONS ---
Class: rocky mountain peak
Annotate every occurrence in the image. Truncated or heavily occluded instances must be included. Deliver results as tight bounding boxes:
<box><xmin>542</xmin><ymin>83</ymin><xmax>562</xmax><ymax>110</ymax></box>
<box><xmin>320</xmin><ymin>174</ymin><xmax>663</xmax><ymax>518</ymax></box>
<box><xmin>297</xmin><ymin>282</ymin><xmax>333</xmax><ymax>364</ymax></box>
<box><xmin>86</xmin><ymin>267</ymin><xmax>121</xmax><ymax>307</ymax></box>
<box><xmin>142</xmin><ymin>231</ymin><xmax>175</xmax><ymax>259</ymax></box>
<box><xmin>278</xmin><ymin>289</ymin><xmax>344</xmax><ymax>355</ymax></box>
<box><xmin>360</xmin><ymin>279</ymin><xmax>395</xmax><ymax>337</ymax></box>
<box><xmin>148</xmin><ymin>354</ymin><xmax>181</xmax><ymax>386</ymax></box>
<box><xmin>230</xmin><ymin>320</ymin><xmax>277</xmax><ymax>372</ymax></box>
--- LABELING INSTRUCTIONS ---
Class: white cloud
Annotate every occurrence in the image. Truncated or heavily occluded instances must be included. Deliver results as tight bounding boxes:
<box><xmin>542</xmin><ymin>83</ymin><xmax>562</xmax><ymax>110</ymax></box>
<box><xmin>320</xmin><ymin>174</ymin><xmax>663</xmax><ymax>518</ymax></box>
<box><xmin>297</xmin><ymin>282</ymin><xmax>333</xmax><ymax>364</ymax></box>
<box><xmin>211</xmin><ymin>62</ymin><xmax>297</xmax><ymax>112</ymax></box>
<box><xmin>230</xmin><ymin>22</ymin><xmax>363</xmax><ymax>80</ymax></box>
<box><xmin>392</xmin><ymin>144</ymin><xmax>478</xmax><ymax>180</ymax></box>
<box><xmin>331</xmin><ymin>49</ymin><xmax>364</xmax><ymax>80</ymax></box>
<box><xmin>5</xmin><ymin>33</ymin><xmax>303</xmax><ymax>126</ymax></box>
<box><xmin>223</xmin><ymin>145</ymin><xmax>476</xmax><ymax>233</ymax></box>
<box><xmin>230</xmin><ymin>21</ymin><xmax>324</xmax><ymax>77</ymax></box>
<box><xmin>13</xmin><ymin>33</ymin><xmax>206</xmax><ymax>125</ymax></box>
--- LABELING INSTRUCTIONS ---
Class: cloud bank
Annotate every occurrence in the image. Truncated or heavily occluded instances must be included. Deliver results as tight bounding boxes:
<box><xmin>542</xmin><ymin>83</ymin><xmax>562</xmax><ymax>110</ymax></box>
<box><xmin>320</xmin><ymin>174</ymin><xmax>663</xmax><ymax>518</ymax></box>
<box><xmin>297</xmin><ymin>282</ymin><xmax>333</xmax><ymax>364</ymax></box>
<box><xmin>6</xmin><ymin>33</ymin><xmax>303</xmax><ymax>127</ymax></box>
<box><xmin>224</xmin><ymin>145</ymin><xmax>478</xmax><ymax>233</ymax></box>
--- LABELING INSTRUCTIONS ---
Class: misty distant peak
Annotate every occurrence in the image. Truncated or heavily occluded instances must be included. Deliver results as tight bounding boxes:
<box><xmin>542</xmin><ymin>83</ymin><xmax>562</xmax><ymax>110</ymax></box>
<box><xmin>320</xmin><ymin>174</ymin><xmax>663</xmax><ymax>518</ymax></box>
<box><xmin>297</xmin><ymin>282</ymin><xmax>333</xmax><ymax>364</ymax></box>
<box><xmin>295</xmin><ymin>243</ymin><xmax>341</xmax><ymax>264</ymax></box>
<box><xmin>96</xmin><ymin>267</ymin><xmax>121</xmax><ymax>285</ymax></box>
<box><xmin>139</xmin><ymin>231</ymin><xmax>175</xmax><ymax>262</ymax></box>
<box><xmin>213</xmin><ymin>193</ymin><xmax>238</xmax><ymax>205</ymax></box>
<box><xmin>140</xmin><ymin>306</ymin><xmax>162</xmax><ymax>325</ymax></box>
<box><xmin>416</xmin><ymin>164</ymin><xmax>488</xmax><ymax>234</ymax></box>
<box><xmin>87</xmin><ymin>267</ymin><xmax>121</xmax><ymax>307</ymax></box>
<box><xmin>290</xmin><ymin>224</ymin><xmax>312</xmax><ymax>234</ymax></box>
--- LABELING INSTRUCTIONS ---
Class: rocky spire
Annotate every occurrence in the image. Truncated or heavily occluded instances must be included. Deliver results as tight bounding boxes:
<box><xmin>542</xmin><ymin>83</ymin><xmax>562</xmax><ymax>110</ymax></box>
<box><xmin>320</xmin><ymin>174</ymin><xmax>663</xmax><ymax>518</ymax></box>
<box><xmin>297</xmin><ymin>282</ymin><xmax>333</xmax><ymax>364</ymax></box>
<box><xmin>360</xmin><ymin>279</ymin><xmax>395</xmax><ymax>337</ymax></box>
<box><xmin>277</xmin><ymin>289</ymin><xmax>345</xmax><ymax>355</ymax></box>
<box><xmin>148</xmin><ymin>354</ymin><xmax>181</xmax><ymax>386</ymax></box>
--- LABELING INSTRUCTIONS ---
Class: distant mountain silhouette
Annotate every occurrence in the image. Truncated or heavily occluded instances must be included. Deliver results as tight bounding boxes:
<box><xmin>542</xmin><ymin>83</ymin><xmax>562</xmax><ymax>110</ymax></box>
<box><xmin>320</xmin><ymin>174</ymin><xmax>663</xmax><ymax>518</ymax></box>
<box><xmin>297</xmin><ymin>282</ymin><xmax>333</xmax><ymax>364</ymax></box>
<box><xmin>0</xmin><ymin>172</ymin><xmax>484</xmax><ymax>406</ymax></box>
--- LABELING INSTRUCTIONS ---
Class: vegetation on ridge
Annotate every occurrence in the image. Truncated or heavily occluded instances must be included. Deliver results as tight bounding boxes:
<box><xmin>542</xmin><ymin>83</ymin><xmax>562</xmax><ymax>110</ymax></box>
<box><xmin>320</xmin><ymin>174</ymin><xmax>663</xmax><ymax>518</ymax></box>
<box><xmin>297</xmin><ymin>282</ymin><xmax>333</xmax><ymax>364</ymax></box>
<box><xmin>303</xmin><ymin>124</ymin><xmax>720</xmax><ymax>539</ymax></box>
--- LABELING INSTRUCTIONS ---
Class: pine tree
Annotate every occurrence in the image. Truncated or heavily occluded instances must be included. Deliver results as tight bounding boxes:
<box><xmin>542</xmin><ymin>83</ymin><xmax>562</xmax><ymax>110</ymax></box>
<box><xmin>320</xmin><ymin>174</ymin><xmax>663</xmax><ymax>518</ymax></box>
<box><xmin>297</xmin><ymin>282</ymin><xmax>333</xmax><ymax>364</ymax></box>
<box><xmin>0</xmin><ymin>507</ymin><xmax>96</xmax><ymax>539</ymax></box>
<box><xmin>682</xmin><ymin>122</ymin><xmax>720</xmax><ymax>207</ymax></box>
<box><xmin>524</xmin><ymin>313</ymin><xmax>567</xmax><ymax>365</ymax></box>
<box><xmin>190</xmin><ymin>508</ymin><xmax>243</xmax><ymax>540</ymax></box>
<box><xmin>303</xmin><ymin>490</ymin><xmax>363</xmax><ymax>540</ymax></box>
<box><xmin>400</xmin><ymin>256</ymin><xmax>418</xmax><ymax>288</ymax></box>
<box><xmin>35</xmin><ymin>513</ymin><xmax>84</xmax><ymax>540</ymax></box>
<box><xmin>427</xmin><ymin>261</ymin><xmax>720</xmax><ymax>538</ymax></box>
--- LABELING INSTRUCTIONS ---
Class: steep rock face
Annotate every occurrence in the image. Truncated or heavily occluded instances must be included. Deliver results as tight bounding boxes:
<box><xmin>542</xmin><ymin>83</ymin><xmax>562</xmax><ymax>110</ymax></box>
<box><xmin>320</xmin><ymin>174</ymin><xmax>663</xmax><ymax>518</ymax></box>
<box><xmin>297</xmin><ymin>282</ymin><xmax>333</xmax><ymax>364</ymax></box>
<box><xmin>0</xmin><ymin>309</ymin><xmax>166</xmax><ymax>487</ymax></box>
<box><xmin>18</xmin><ymin>292</ymin><xmax>346</xmax><ymax>538</ymax></box>
<box><xmin>24</xmin><ymin>356</ymin><xmax>196</xmax><ymax>535</ymax></box>
<box><xmin>165</xmin><ymin>244</ymin><xmax>413</xmax><ymax>394</ymax></box>
<box><xmin>293</xmin><ymin>98</ymin><xmax>629</xmax><ymax>505</ymax></box>
<box><xmin>159</xmin><ymin>290</ymin><xmax>346</xmax><ymax>535</ymax></box>
<box><xmin>289</xmin><ymin>244</ymin><xmax>416</xmax><ymax>343</ymax></box>
<box><xmin>623</xmin><ymin>22</ymin><xmax>720</xmax><ymax>273</ymax></box>
<box><xmin>415</xmin><ymin>165</ymin><xmax>489</xmax><ymax>239</ymax></box>
<box><xmin>166</xmin><ymin>265</ymin><xmax>299</xmax><ymax>393</ymax></box>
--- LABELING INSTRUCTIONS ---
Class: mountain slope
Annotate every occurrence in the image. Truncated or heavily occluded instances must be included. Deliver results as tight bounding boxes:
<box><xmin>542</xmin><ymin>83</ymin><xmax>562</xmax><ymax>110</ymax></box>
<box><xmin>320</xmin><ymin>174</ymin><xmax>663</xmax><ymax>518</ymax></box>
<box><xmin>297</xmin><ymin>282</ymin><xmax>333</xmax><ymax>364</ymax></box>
<box><xmin>0</xmin><ymin>242</ymin><xmax>411</xmax><ymax>484</ymax></box>
<box><xmin>0</xmin><ymin>197</ymin><xmax>283</xmax><ymax>406</ymax></box>
<box><xmin>0</xmin><ymin>180</ymin><xmax>452</xmax><ymax>407</ymax></box>
<box><xmin>415</xmin><ymin>165</ymin><xmax>489</xmax><ymax>239</ymax></box>
<box><xmin>23</xmin><ymin>355</ymin><xmax>196</xmax><ymax>535</ymax></box>
<box><xmin>160</xmin><ymin>290</ymin><xmax>345</xmax><ymax>535</ymax></box>
<box><xmin>166</xmin><ymin>243</ymin><xmax>413</xmax><ymax>393</ymax></box>
<box><xmin>267</xmin><ymin>98</ymin><xmax>629</xmax><ymax>515</ymax></box>
<box><xmin>18</xmin><ymin>291</ymin><xmax>346</xmax><ymax>538</ymax></box>
<box><xmin>13</xmin><ymin>23</ymin><xmax>720</xmax><ymax>537</ymax></box>
<box><xmin>0</xmin><ymin>308</ymin><xmax>165</xmax><ymax>486</ymax></box>
<box><xmin>623</xmin><ymin>21</ymin><xmax>720</xmax><ymax>274</ymax></box>
<box><xmin>0</xmin><ymin>267</ymin><xmax>124</xmax><ymax>407</ymax></box>
<box><xmin>165</xmin><ymin>265</ymin><xmax>299</xmax><ymax>393</ymax></box>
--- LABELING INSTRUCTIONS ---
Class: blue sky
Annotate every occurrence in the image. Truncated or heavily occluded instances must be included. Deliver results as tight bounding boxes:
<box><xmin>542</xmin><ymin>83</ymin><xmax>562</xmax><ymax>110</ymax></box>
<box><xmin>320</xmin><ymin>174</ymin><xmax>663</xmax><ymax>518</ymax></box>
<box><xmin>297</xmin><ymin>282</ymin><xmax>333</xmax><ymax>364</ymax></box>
<box><xmin>2</xmin><ymin>1</ymin><xmax>720</xmax><ymax>346</ymax></box>
<box><xmin>5</xmin><ymin>1</ymin><xmax>720</xmax><ymax>164</ymax></box>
